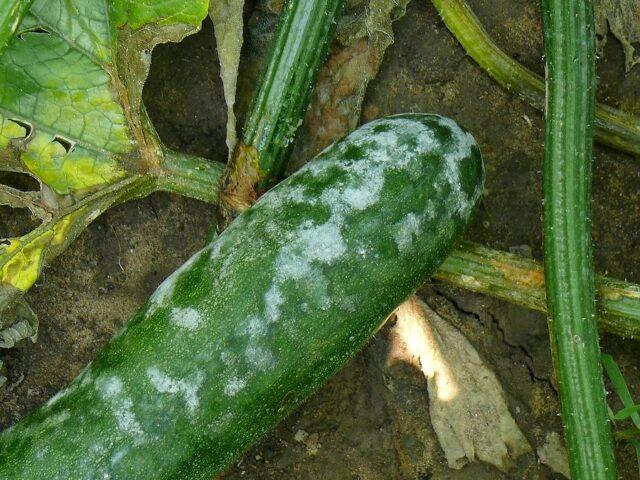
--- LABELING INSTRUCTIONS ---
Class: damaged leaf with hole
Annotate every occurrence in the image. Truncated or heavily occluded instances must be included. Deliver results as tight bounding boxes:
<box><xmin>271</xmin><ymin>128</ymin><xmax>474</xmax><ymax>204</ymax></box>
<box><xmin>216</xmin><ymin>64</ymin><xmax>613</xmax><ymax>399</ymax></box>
<box><xmin>0</xmin><ymin>117</ymin><xmax>27</xmax><ymax>148</ymax></box>
<box><xmin>0</xmin><ymin>0</ymin><xmax>210</xmax><ymax>349</ymax></box>
<box><xmin>20</xmin><ymin>132</ymin><xmax>126</xmax><ymax>194</ymax></box>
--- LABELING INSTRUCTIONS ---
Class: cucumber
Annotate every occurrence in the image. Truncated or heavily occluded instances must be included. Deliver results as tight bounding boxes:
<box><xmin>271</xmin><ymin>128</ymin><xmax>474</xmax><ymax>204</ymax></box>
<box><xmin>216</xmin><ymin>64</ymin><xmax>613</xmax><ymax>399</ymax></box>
<box><xmin>0</xmin><ymin>113</ymin><xmax>484</xmax><ymax>480</ymax></box>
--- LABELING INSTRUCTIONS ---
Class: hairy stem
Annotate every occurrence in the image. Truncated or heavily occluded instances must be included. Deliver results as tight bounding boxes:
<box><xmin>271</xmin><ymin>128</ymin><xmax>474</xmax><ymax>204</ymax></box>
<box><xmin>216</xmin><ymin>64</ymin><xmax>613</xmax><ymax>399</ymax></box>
<box><xmin>435</xmin><ymin>242</ymin><xmax>640</xmax><ymax>339</ymax></box>
<box><xmin>430</xmin><ymin>0</ymin><xmax>640</xmax><ymax>157</ymax></box>
<box><xmin>541</xmin><ymin>0</ymin><xmax>616</xmax><ymax>476</ymax></box>
<box><xmin>223</xmin><ymin>0</ymin><xmax>344</xmax><ymax>212</ymax></box>
<box><xmin>157</xmin><ymin>149</ymin><xmax>225</xmax><ymax>204</ymax></box>
<box><xmin>0</xmin><ymin>152</ymin><xmax>225</xmax><ymax>321</ymax></box>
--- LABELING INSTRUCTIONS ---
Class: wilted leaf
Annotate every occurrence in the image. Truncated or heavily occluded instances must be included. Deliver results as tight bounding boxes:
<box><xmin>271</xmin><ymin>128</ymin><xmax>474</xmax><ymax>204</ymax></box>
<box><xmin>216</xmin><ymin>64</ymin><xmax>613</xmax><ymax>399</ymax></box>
<box><xmin>0</xmin><ymin>0</ymin><xmax>209</xmax><ymax>342</ymax></box>
<box><xmin>537</xmin><ymin>431</ymin><xmax>571</xmax><ymax>479</ymax></box>
<box><xmin>210</xmin><ymin>0</ymin><xmax>245</xmax><ymax>159</ymax></box>
<box><xmin>595</xmin><ymin>0</ymin><xmax>640</xmax><ymax>72</ymax></box>
<box><xmin>287</xmin><ymin>0</ymin><xmax>410</xmax><ymax>170</ymax></box>
<box><xmin>391</xmin><ymin>295</ymin><xmax>531</xmax><ymax>471</ymax></box>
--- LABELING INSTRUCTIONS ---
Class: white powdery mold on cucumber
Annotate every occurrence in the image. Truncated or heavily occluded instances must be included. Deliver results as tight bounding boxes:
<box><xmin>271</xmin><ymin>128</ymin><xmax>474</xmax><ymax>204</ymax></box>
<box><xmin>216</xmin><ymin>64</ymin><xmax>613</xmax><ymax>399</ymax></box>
<box><xmin>0</xmin><ymin>114</ymin><xmax>483</xmax><ymax>480</ymax></box>
<box><xmin>96</xmin><ymin>375</ymin><xmax>146</xmax><ymax>442</ymax></box>
<box><xmin>170</xmin><ymin>307</ymin><xmax>202</xmax><ymax>331</ymax></box>
<box><xmin>223</xmin><ymin>376</ymin><xmax>247</xmax><ymax>397</ymax></box>
<box><xmin>394</xmin><ymin>213</ymin><xmax>423</xmax><ymax>253</ymax></box>
<box><xmin>147</xmin><ymin>245</ymin><xmax>212</xmax><ymax>315</ymax></box>
<box><xmin>245</xmin><ymin>345</ymin><xmax>274</xmax><ymax>371</ymax></box>
<box><xmin>146</xmin><ymin>367</ymin><xmax>204</xmax><ymax>415</ymax></box>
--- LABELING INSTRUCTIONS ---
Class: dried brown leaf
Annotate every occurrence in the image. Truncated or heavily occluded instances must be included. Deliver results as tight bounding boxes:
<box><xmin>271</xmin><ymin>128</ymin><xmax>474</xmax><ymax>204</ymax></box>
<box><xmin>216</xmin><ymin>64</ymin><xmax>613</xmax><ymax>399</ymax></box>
<box><xmin>391</xmin><ymin>295</ymin><xmax>531</xmax><ymax>471</ymax></box>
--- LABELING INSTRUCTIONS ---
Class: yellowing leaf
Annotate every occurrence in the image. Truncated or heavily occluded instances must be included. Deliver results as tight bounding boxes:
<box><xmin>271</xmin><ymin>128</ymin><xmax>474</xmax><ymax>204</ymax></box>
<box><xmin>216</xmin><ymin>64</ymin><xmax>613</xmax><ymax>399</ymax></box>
<box><xmin>0</xmin><ymin>116</ymin><xmax>26</xmax><ymax>148</ymax></box>
<box><xmin>0</xmin><ymin>0</ymin><xmax>210</xmax><ymax>342</ymax></box>
<box><xmin>21</xmin><ymin>132</ymin><xmax>126</xmax><ymax>194</ymax></box>
<box><xmin>0</xmin><ymin>208</ymin><xmax>81</xmax><ymax>291</ymax></box>
<box><xmin>1</xmin><ymin>234</ymin><xmax>52</xmax><ymax>291</ymax></box>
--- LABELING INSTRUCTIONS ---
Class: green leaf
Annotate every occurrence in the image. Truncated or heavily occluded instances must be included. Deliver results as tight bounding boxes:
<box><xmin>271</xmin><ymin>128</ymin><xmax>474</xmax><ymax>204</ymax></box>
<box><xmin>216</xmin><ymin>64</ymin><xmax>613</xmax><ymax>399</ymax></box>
<box><xmin>613</xmin><ymin>404</ymin><xmax>640</xmax><ymax>421</ymax></box>
<box><xmin>602</xmin><ymin>353</ymin><xmax>640</xmax><ymax>431</ymax></box>
<box><xmin>0</xmin><ymin>0</ymin><xmax>209</xmax><ymax>341</ymax></box>
<box><xmin>0</xmin><ymin>0</ymin><xmax>33</xmax><ymax>54</ymax></box>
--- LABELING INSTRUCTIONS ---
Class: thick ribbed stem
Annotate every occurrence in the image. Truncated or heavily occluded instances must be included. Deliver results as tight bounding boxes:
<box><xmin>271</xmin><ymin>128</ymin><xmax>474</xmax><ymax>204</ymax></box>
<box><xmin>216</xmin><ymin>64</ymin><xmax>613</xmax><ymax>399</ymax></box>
<box><xmin>541</xmin><ymin>0</ymin><xmax>616</xmax><ymax>476</ymax></box>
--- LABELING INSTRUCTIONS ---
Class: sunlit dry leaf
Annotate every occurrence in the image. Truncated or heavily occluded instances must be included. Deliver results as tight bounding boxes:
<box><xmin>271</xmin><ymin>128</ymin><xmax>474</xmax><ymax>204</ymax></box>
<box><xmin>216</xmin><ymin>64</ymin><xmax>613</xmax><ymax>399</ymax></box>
<box><xmin>537</xmin><ymin>431</ymin><xmax>571</xmax><ymax>479</ymax></box>
<box><xmin>390</xmin><ymin>295</ymin><xmax>531</xmax><ymax>471</ymax></box>
<box><xmin>210</xmin><ymin>0</ymin><xmax>245</xmax><ymax>159</ymax></box>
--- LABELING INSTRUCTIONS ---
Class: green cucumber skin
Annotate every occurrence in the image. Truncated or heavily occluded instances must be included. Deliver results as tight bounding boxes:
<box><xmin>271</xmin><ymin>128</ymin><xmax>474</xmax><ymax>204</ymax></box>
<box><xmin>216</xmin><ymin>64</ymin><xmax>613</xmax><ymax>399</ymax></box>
<box><xmin>0</xmin><ymin>114</ymin><xmax>483</xmax><ymax>480</ymax></box>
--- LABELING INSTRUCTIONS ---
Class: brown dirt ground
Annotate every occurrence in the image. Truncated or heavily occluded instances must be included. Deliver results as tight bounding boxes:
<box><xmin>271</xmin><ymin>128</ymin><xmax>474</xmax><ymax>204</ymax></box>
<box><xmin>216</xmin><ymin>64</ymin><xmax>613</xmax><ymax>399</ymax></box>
<box><xmin>2</xmin><ymin>0</ymin><xmax>639</xmax><ymax>478</ymax></box>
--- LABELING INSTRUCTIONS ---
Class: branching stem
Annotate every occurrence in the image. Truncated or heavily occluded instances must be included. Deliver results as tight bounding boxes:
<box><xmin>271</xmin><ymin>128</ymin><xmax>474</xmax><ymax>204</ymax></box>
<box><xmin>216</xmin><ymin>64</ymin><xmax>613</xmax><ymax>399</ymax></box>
<box><xmin>430</xmin><ymin>0</ymin><xmax>640</xmax><ymax>157</ymax></box>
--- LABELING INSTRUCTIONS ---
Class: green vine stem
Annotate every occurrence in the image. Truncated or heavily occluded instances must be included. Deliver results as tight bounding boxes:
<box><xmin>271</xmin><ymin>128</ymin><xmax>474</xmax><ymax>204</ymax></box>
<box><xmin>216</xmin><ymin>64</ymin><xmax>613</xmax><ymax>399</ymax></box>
<box><xmin>223</xmin><ymin>0</ymin><xmax>344</xmax><ymax>211</ymax></box>
<box><xmin>430</xmin><ymin>0</ymin><xmax>640</xmax><ymax>157</ymax></box>
<box><xmin>0</xmin><ymin>0</ymin><xmax>33</xmax><ymax>53</ymax></box>
<box><xmin>7</xmin><ymin>150</ymin><xmax>640</xmax><ymax>346</ymax></box>
<box><xmin>0</xmin><ymin>152</ymin><xmax>224</xmax><ymax>324</ymax></box>
<box><xmin>541</xmin><ymin>0</ymin><xmax>616</xmax><ymax>476</ymax></box>
<box><xmin>157</xmin><ymin>149</ymin><xmax>225</xmax><ymax>204</ymax></box>
<box><xmin>435</xmin><ymin>242</ymin><xmax>640</xmax><ymax>339</ymax></box>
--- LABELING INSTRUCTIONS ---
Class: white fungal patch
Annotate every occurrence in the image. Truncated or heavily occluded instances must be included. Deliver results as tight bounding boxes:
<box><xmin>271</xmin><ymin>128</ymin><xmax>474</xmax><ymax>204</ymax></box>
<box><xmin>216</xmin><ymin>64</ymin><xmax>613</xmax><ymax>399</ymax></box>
<box><xmin>110</xmin><ymin>447</ymin><xmax>130</xmax><ymax>467</ymax></box>
<box><xmin>223</xmin><ymin>376</ymin><xmax>246</xmax><ymax>397</ymax></box>
<box><xmin>39</xmin><ymin>410</ymin><xmax>71</xmax><ymax>430</ymax></box>
<box><xmin>220</xmin><ymin>350</ymin><xmax>235</xmax><ymax>366</ymax></box>
<box><xmin>95</xmin><ymin>375</ymin><xmax>145</xmax><ymax>442</ymax></box>
<box><xmin>264</xmin><ymin>285</ymin><xmax>284</xmax><ymax>323</ymax></box>
<box><xmin>274</xmin><ymin>250</ymin><xmax>313</xmax><ymax>280</ymax></box>
<box><xmin>45</xmin><ymin>388</ymin><xmax>68</xmax><ymax>408</ymax></box>
<box><xmin>35</xmin><ymin>446</ymin><xmax>50</xmax><ymax>460</ymax></box>
<box><xmin>206</xmin><ymin>411</ymin><xmax>234</xmax><ymax>436</ymax></box>
<box><xmin>266</xmin><ymin>218</ymin><xmax>347</xmax><ymax>327</ymax></box>
<box><xmin>182</xmin><ymin>379</ymin><xmax>203</xmax><ymax>414</ymax></box>
<box><xmin>394</xmin><ymin>213</ymin><xmax>422</xmax><ymax>252</ymax></box>
<box><xmin>146</xmin><ymin>367</ymin><xmax>204</xmax><ymax>415</ymax></box>
<box><xmin>244</xmin><ymin>315</ymin><xmax>267</xmax><ymax>335</ymax></box>
<box><xmin>97</xmin><ymin>375</ymin><xmax>123</xmax><ymax>399</ymax></box>
<box><xmin>245</xmin><ymin>345</ymin><xmax>274</xmax><ymax>371</ymax></box>
<box><xmin>147</xmin><ymin>274</ymin><xmax>178</xmax><ymax>314</ymax></box>
<box><xmin>296</xmin><ymin>221</ymin><xmax>347</xmax><ymax>263</ymax></box>
<box><xmin>114</xmin><ymin>399</ymin><xmax>145</xmax><ymax>439</ymax></box>
<box><xmin>148</xmin><ymin>246</ymin><xmax>211</xmax><ymax>315</ymax></box>
<box><xmin>80</xmin><ymin>367</ymin><xmax>95</xmax><ymax>387</ymax></box>
<box><xmin>343</xmin><ymin>176</ymin><xmax>384</xmax><ymax>211</ymax></box>
<box><xmin>170</xmin><ymin>307</ymin><xmax>202</xmax><ymax>331</ymax></box>
<box><xmin>435</xmin><ymin>115</ymin><xmax>480</xmax><ymax>217</ymax></box>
